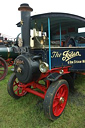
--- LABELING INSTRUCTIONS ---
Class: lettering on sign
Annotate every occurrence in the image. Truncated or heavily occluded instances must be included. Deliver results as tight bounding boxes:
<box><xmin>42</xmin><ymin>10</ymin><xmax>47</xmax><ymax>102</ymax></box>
<box><xmin>51</xmin><ymin>50</ymin><xmax>85</xmax><ymax>64</ymax></box>
<box><xmin>68</xmin><ymin>60</ymin><xmax>85</xmax><ymax>64</ymax></box>
<box><xmin>62</xmin><ymin>50</ymin><xmax>81</xmax><ymax>62</ymax></box>
<box><xmin>51</xmin><ymin>51</ymin><xmax>62</xmax><ymax>58</ymax></box>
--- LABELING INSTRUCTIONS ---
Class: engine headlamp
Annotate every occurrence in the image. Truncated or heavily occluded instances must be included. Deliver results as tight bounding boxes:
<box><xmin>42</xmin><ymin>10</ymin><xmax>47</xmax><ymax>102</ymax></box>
<box><xmin>39</xmin><ymin>62</ymin><xmax>49</xmax><ymax>73</ymax></box>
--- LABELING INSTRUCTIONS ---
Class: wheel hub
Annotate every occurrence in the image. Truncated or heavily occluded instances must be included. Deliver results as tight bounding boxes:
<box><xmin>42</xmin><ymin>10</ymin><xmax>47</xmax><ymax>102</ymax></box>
<box><xmin>59</xmin><ymin>97</ymin><xmax>64</xmax><ymax>104</ymax></box>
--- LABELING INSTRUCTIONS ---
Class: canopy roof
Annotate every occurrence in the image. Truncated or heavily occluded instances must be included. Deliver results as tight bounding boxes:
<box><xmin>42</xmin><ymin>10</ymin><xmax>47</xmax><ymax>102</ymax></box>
<box><xmin>31</xmin><ymin>12</ymin><xmax>85</xmax><ymax>35</ymax></box>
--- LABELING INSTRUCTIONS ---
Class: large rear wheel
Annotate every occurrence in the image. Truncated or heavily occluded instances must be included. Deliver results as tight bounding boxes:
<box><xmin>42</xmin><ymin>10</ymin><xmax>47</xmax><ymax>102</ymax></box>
<box><xmin>43</xmin><ymin>79</ymin><xmax>69</xmax><ymax>120</ymax></box>
<box><xmin>0</xmin><ymin>57</ymin><xmax>8</xmax><ymax>80</ymax></box>
<box><xmin>7</xmin><ymin>73</ymin><xmax>27</xmax><ymax>99</ymax></box>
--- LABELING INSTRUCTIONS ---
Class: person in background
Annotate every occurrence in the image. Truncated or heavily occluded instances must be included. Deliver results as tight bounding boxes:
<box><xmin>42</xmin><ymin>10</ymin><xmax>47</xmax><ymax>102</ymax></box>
<box><xmin>67</xmin><ymin>38</ymin><xmax>75</xmax><ymax>47</ymax></box>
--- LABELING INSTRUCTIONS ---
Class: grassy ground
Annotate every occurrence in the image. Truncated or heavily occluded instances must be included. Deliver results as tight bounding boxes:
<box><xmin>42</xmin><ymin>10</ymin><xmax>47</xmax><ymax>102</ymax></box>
<box><xmin>0</xmin><ymin>68</ymin><xmax>85</xmax><ymax>128</ymax></box>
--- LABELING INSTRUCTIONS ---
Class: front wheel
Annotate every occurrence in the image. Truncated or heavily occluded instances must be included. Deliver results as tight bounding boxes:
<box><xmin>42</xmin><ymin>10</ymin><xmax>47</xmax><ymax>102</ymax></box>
<box><xmin>7</xmin><ymin>73</ymin><xmax>27</xmax><ymax>99</ymax></box>
<box><xmin>43</xmin><ymin>79</ymin><xmax>69</xmax><ymax>120</ymax></box>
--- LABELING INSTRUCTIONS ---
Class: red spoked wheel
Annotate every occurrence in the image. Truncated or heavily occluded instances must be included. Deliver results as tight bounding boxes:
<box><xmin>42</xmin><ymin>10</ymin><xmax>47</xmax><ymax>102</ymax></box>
<box><xmin>52</xmin><ymin>84</ymin><xmax>68</xmax><ymax>117</ymax></box>
<box><xmin>0</xmin><ymin>57</ymin><xmax>8</xmax><ymax>81</ymax></box>
<box><xmin>43</xmin><ymin>79</ymin><xmax>69</xmax><ymax>120</ymax></box>
<box><xmin>7</xmin><ymin>73</ymin><xmax>27</xmax><ymax>99</ymax></box>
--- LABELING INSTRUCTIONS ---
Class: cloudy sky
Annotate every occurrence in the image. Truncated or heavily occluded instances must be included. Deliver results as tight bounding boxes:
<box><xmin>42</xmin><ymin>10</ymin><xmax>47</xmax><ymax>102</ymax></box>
<box><xmin>0</xmin><ymin>0</ymin><xmax>85</xmax><ymax>38</ymax></box>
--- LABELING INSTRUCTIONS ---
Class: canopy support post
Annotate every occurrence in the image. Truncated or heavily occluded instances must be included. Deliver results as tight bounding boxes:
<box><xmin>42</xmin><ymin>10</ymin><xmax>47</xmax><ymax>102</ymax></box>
<box><xmin>48</xmin><ymin>18</ymin><xmax>51</xmax><ymax>70</ymax></box>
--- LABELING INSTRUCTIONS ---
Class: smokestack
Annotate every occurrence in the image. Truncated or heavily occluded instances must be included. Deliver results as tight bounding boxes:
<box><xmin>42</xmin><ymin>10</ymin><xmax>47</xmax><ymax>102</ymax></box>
<box><xmin>18</xmin><ymin>3</ymin><xmax>33</xmax><ymax>50</ymax></box>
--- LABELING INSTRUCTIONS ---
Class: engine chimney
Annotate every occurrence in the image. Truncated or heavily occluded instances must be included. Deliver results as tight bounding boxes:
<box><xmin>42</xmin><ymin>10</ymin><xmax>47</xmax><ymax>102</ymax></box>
<box><xmin>18</xmin><ymin>3</ymin><xmax>33</xmax><ymax>52</ymax></box>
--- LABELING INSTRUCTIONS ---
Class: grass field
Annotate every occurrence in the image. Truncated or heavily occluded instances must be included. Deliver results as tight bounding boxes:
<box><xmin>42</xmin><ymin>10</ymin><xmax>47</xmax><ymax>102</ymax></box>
<box><xmin>0</xmin><ymin>67</ymin><xmax>85</xmax><ymax>128</ymax></box>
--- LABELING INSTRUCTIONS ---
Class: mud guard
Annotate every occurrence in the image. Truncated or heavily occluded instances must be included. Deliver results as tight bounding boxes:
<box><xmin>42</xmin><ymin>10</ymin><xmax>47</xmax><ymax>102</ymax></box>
<box><xmin>47</xmin><ymin>72</ymin><xmax>62</xmax><ymax>81</ymax></box>
<box><xmin>47</xmin><ymin>72</ymin><xmax>74</xmax><ymax>90</ymax></box>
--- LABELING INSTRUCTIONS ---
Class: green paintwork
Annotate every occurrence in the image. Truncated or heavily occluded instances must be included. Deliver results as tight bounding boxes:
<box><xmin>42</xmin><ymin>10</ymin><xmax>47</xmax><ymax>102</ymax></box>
<box><xmin>0</xmin><ymin>46</ymin><xmax>18</xmax><ymax>59</ymax></box>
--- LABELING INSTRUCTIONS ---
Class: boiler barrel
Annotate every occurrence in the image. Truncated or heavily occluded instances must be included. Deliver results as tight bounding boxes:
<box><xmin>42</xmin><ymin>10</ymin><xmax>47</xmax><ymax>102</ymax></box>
<box><xmin>0</xmin><ymin>46</ymin><xmax>18</xmax><ymax>59</ymax></box>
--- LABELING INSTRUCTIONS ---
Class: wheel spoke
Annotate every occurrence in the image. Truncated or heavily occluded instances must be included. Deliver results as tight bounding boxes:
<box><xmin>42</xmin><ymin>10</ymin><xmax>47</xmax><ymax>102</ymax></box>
<box><xmin>53</xmin><ymin>103</ymin><xmax>62</xmax><ymax>115</ymax></box>
<box><xmin>13</xmin><ymin>81</ymin><xmax>19</xmax><ymax>86</ymax></box>
<box><xmin>55</xmin><ymin>92</ymin><xmax>60</xmax><ymax>99</ymax></box>
<box><xmin>60</xmin><ymin>87</ymin><xmax>64</xmax><ymax>94</ymax></box>
<box><xmin>15</xmin><ymin>82</ymin><xmax>19</xmax><ymax>86</ymax></box>
<box><xmin>61</xmin><ymin>90</ymin><xmax>66</xmax><ymax>97</ymax></box>
<box><xmin>59</xmin><ymin>87</ymin><xmax>64</xmax><ymax>97</ymax></box>
<box><xmin>14</xmin><ymin>87</ymin><xmax>19</xmax><ymax>93</ymax></box>
<box><xmin>17</xmin><ymin>89</ymin><xmax>20</xmax><ymax>95</ymax></box>
<box><xmin>14</xmin><ymin>81</ymin><xmax>17</xmax><ymax>84</ymax></box>
<box><xmin>13</xmin><ymin>84</ymin><xmax>16</xmax><ymax>87</ymax></box>
<box><xmin>0</xmin><ymin>58</ymin><xmax>8</xmax><ymax>80</ymax></box>
<box><xmin>53</xmin><ymin>99</ymin><xmax>59</xmax><ymax>108</ymax></box>
<box><xmin>15</xmin><ymin>80</ymin><xmax>19</xmax><ymax>85</ymax></box>
<box><xmin>12</xmin><ymin>76</ymin><xmax>27</xmax><ymax>97</ymax></box>
<box><xmin>60</xmin><ymin>103</ymin><xmax>64</xmax><ymax>108</ymax></box>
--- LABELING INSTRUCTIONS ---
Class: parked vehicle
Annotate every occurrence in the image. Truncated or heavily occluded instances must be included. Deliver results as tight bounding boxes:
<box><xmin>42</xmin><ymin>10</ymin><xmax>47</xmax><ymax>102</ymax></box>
<box><xmin>7</xmin><ymin>3</ymin><xmax>85</xmax><ymax>120</ymax></box>
<box><xmin>0</xmin><ymin>37</ymin><xmax>19</xmax><ymax>80</ymax></box>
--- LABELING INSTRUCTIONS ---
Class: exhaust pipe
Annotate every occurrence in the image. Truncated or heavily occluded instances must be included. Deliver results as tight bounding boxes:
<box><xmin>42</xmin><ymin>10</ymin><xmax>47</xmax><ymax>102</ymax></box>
<box><xmin>18</xmin><ymin>3</ymin><xmax>33</xmax><ymax>51</ymax></box>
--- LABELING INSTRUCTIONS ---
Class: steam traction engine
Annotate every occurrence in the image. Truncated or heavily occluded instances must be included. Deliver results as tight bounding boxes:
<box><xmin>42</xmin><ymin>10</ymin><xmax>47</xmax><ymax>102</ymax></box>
<box><xmin>7</xmin><ymin>3</ymin><xmax>85</xmax><ymax>120</ymax></box>
<box><xmin>0</xmin><ymin>39</ymin><xmax>18</xmax><ymax>80</ymax></box>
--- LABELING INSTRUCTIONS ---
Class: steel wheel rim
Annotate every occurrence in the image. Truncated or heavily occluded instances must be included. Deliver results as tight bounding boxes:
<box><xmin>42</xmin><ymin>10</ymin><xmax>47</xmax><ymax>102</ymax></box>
<box><xmin>13</xmin><ymin>78</ymin><xmax>27</xmax><ymax>96</ymax></box>
<box><xmin>52</xmin><ymin>84</ymin><xmax>68</xmax><ymax>116</ymax></box>
<box><xmin>0</xmin><ymin>60</ymin><xmax>7</xmax><ymax>80</ymax></box>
